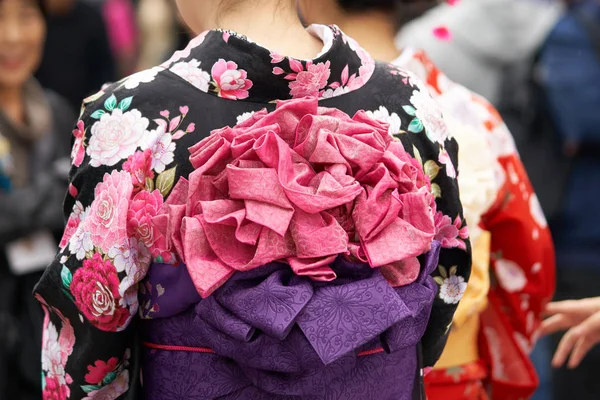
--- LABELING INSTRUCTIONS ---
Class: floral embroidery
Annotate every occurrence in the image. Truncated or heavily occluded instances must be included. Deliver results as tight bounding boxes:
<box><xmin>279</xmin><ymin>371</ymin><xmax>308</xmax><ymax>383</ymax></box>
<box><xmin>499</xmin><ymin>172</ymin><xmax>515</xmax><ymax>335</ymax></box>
<box><xmin>236</xmin><ymin>111</ymin><xmax>255</xmax><ymax>124</ymax></box>
<box><xmin>438</xmin><ymin>148</ymin><xmax>457</xmax><ymax>179</ymax></box>
<box><xmin>288</xmin><ymin>61</ymin><xmax>331</xmax><ymax>98</ymax></box>
<box><xmin>407</xmin><ymin>88</ymin><xmax>449</xmax><ymax>144</ymax></box>
<box><xmin>81</xmin><ymin>350</ymin><xmax>130</xmax><ymax>399</ymax></box>
<box><xmin>434</xmin><ymin>212</ymin><xmax>469</xmax><ymax>251</ymax></box>
<box><xmin>39</xmin><ymin>295</ymin><xmax>75</xmax><ymax>400</ymax></box>
<box><xmin>122</xmin><ymin>67</ymin><xmax>163</xmax><ymax>90</ymax></box>
<box><xmin>71</xmin><ymin>120</ymin><xmax>86</xmax><ymax>167</ymax></box>
<box><xmin>83</xmin><ymin>171</ymin><xmax>133</xmax><ymax>254</ymax></box>
<box><xmin>211</xmin><ymin>59</ymin><xmax>253</xmax><ymax>100</ymax></box>
<box><xmin>127</xmin><ymin>189</ymin><xmax>170</xmax><ymax>263</ymax></box>
<box><xmin>87</xmin><ymin>96</ymin><xmax>148</xmax><ymax>167</ymax></box>
<box><xmin>434</xmin><ymin>265</ymin><xmax>467</xmax><ymax>304</ymax></box>
<box><xmin>366</xmin><ymin>106</ymin><xmax>403</xmax><ymax>136</ymax></box>
<box><xmin>169</xmin><ymin>59</ymin><xmax>211</xmax><ymax>93</ymax></box>
<box><xmin>70</xmin><ymin>253</ymin><xmax>130</xmax><ymax>332</ymax></box>
<box><xmin>123</xmin><ymin>149</ymin><xmax>154</xmax><ymax>193</ymax></box>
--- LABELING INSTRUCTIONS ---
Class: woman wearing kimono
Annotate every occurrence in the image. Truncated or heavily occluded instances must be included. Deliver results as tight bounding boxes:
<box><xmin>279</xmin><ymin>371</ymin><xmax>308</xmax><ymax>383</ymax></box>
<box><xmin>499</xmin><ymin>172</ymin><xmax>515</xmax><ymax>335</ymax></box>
<box><xmin>298</xmin><ymin>0</ymin><xmax>555</xmax><ymax>399</ymax></box>
<box><xmin>34</xmin><ymin>0</ymin><xmax>471</xmax><ymax>399</ymax></box>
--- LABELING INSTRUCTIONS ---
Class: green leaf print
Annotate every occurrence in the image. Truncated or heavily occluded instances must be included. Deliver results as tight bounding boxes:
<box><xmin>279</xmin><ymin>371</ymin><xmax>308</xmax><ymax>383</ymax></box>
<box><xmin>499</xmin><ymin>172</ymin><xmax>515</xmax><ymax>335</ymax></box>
<box><xmin>118</xmin><ymin>96</ymin><xmax>133</xmax><ymax>111</ymax></box>
<box><xmin>104</xmin><ymin>94</ymin><xmax>117</xmax><ymax>111</ymax></box>
<box><xmin>408</xmin><ymin>118</ymin><xmax>424</xmax><ymax>134</ymax></box>
<box><xmin>81</xmin><ymin>385</ymin><xmax>103</xmax><ymax>393</ymax></box>
<box><xmin>402</xmin><ymin>105</ymin><xmax>417</xmax><ymax>117</ymax></box>
<box><xmin>90</xmin><ymin>109</ymin><xmax>105</xmax><ymax>119</ymax></box>
<box><xmin>156</xmin><ymin>166</ymin><xmax>177</xmax><ymax>197</ymax></box>
<box><xmin>60</xmin><ymin>265</ymin><xmax>72</xmax><ymax>288</ymax></box>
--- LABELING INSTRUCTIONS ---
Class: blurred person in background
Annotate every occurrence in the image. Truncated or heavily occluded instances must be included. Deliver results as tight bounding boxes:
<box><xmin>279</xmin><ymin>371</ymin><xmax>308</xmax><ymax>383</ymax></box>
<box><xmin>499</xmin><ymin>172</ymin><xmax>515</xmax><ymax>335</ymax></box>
<box><xmin>396</xmin><ymin>0</ymin><xmax>563</xmax><ymax>106</ymax></box>
<box><xmin>36</xmin><ymin>0</ymin><xmax>116</xmax><ymax>111</ymax></box>
<box><xmin>298</xmin><ymin>1</ymin><xmax>556</xmax><ymax>399</ymax></box>
<box><xmin>535</xmin><ymin>0</ymin><xmax>600</xmax><ymax>398</ymax></box>
<box><xmin>0</xmin><ymin>0</ymin><xmax>75</xmax><ymax>398</ymax></box>
<box><xmin>102</xmin><ymin>0</ymin><xmax>139</xmax><ymax>77</ymax></box>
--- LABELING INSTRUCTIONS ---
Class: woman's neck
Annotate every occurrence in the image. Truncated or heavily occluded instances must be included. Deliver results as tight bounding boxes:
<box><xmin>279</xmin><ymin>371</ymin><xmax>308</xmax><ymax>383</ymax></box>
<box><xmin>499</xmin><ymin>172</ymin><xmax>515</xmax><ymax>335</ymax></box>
<box><xmin>201</xmin><ymin>1</ymin><xmax>324</xmax><ymax>60</ymax></box>
<box><xmin>338</xmin><ymin>11</ymin><xmax>401</xmax><ymax>63</ymax></box>
<box><xmin>0</xmin><ymin>86</ymin><xmax>25</xmax><ymax>126</ymax></box>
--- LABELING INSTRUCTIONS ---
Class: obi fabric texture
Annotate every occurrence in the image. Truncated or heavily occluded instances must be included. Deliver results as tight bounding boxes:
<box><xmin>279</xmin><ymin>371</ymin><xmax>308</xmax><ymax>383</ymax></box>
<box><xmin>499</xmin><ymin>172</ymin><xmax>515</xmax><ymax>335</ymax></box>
<box><xmin>34</xmin><ymin>25</ymin><xmax>471</xmax><ymax>400</ymax></box>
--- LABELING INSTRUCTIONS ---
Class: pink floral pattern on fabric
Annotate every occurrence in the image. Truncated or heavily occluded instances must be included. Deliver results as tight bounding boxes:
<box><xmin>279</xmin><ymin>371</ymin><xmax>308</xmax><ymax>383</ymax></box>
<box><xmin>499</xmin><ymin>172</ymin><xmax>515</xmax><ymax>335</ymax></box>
<box><xmin>288</xmin><ymin>61</ymin><xmax>331</xmax><ymax>98</ymax></box>
<box><xmin>434</xmin><ymin>211</ymin><xmax>469</xmax><ymax>251</ymax></box>
<box><xmin>152</xmin><ymin>98</ymin><xmax>437</xmax><ymax>298</ymax></box>
<box><xmin>38</xmin><ymin>295</ymin><xmax>75</xmax><ymax>400</ymax></box>
<box><xmin>83</xmin><ymin>171</ymin><xmax>133</xmax><ymax>254</ymax></box>
<box><xmin>71</xmin><ymin>120</ymin><xmax>86</xmax><ymax>167</ymax></box>
<box><xmin>71</xmin><ymin>253</ymin><xmax>130</xmax><ymax>332</ymax></box>
<box><xmin>127</xmin><ymin>190</ymin><xmax>171</xmax><ymax>263</ymax></box>
<box><xmin>81</xmin><ymin>350</ymin><xmax>131</xmax><ymax>398</ymax></box>
<box><xmin>211</xmin><ymin>59</ymin><xmax>253</xmax><ymax>100</ymax></box>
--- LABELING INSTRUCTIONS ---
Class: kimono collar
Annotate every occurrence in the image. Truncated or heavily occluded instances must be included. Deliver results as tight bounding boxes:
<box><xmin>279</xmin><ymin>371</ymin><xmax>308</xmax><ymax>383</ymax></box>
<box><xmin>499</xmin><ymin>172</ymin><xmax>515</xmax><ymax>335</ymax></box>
<box><xmin>161</xmin><ymin>25</ymin><xmax>375</xmax><ymax>103</ymax></box>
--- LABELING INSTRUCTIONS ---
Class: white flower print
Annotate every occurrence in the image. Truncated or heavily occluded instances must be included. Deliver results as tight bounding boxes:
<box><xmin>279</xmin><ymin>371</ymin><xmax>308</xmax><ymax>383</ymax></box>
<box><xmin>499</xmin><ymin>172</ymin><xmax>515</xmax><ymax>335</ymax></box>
<box><xmin>41</xmin><ymin>321</ymin><xmax>63</xmax><ymax>377</ymax></box>
<box><xmin>439</xmin><ymin>274</ymin><xmax>467</xmax><ymax>304</ymax></box>
<box><xmin>236</xmin><ymin>111</ymin><xmax>255</xmax><ymax>125</ymax></box>
<box><xmin>142</xmin><ymin>126</ymin><xmax>176</xmax><ymax>173</ymax></box>
<box><xmin>529</xmin><ymin>194</ymin><xmax>548</xmax><ymax>229</ymax></box>
<box><xmin>87</xmin><ymin>109</ymin><xmax>150</xmax><ymax>167</ymax></box>
<box><xmin>108</xmin><ymin>237</ymin><xmax>150</xmax><ymax>275</ymax></box>
<box><xmin>123</xmin><ymin>67</ymin><xmax>163</xmax><ymax>90</ymax></box>
<box><xmin>435</xmin><ymin>265</ymin><xmax>467</xmax><ymax>304</ymax></box>
<box><xmin>321</xmin><ymin>86</ymin><xmax>350</xmax><ymax>99</ymax></box>
<box><xmin>495</xmin><ymin>259</ymin><xmax>527</xmax><ymax>293</ymax></box>
<box><xmin>410</xmin><ymin>88</ymin><xmax>450</xmax><ymax>145</ymax></box>
<box><xmin>169</xmin><ymin>59</ymin><xmax>211</xmax><ymax>93</ymax></box>
<box><xmin>68</xmin><ymin>223</ymin><xmax>94</xmax><ymax>260</ymax></box>
<box><xmin>366</xmin><ymin>106</ymin><xmax>402</xmax><ymax>136</ymax></box>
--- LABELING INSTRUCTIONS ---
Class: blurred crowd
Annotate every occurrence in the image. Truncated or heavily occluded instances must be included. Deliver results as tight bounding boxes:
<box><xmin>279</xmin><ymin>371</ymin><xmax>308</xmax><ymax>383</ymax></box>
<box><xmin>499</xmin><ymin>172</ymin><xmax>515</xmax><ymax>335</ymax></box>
<box><xmin>0</xmin><ymin>0</ymin><xmax>599</xmax><ymax>399</ymax></box>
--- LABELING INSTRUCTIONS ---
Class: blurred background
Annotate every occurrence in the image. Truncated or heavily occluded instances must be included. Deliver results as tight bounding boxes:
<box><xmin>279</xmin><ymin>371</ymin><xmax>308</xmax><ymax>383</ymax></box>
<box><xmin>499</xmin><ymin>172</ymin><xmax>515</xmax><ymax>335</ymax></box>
<box><xmin>0</xmin><ymin>0</ymin><xmax>598</xmax><ymax>399</ymax></box>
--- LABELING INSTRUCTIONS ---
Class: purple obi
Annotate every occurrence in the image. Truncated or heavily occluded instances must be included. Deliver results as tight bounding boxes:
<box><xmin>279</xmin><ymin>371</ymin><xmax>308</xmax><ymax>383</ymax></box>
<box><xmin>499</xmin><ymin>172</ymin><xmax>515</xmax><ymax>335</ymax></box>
<box><xmin>138</xmin><ymin>242</ymin><xmax>440</xmax><ymax>399</ymax></box>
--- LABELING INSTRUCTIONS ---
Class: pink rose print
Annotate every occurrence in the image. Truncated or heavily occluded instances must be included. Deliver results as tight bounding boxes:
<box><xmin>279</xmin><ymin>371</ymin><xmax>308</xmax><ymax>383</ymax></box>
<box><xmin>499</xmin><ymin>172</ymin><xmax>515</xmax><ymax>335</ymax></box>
<box><xmin>123</xmin><ymin>149</ymin><xmax>154</xmax><ymax>192</ymax></box>
<box><xmin>71</xmin><ymin>120</ymin><xmax>86</xmax><ymax>167</ymax></box>
<box><xmin>127</xmin><ymin>190</ymin><xmax>170</xmax><ymax>262</ymax></box>
<box><xmin>85</xmin><ymin>357</ymin><xmax>119</xmax><ymax>385</ymax></box>
<box><xmin>211</xmin><ymin>59</ymin><xmax>253</xmax><ymax>100</ymax></box>
<box><xmin>84</xmin><ymin>171</ymin><xmax>133</xmax><ymax>254</ymax></box>
<box><xmin>434</xmin><ymin>211</ymin><xmax>468</xmax><ymax>250</ymax></box>
<box><xmin>71</xmin><ymin>253</ymin><xmax>130</xmax><ymax>332</ymax></box>
<box><xmin>43</xmin><ymin>374</ymin><xmax>72</xmax><ymax>400</ymax></box>
<box><xmin>289</xmin><ymin>61</ymin><xmax>331</xmax><ymax>98</ymax></box>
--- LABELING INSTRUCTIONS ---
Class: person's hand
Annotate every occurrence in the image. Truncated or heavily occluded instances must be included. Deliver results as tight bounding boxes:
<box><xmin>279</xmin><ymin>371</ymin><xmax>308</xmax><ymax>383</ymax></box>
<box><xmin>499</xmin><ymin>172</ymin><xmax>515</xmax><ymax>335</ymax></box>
<box><xmin>541</xmin><ymin>298</ymin><xmax>600</xmax><ymax>369</ymax></box>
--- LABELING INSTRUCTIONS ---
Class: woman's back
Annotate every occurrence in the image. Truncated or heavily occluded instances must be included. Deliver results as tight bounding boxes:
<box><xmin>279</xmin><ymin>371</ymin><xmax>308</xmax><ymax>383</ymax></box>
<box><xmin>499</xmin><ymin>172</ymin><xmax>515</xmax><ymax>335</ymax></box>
<box><xmin>33</xmin><ymin>3</ymin><xmax>470</xmax><ymax>399</ymax></box>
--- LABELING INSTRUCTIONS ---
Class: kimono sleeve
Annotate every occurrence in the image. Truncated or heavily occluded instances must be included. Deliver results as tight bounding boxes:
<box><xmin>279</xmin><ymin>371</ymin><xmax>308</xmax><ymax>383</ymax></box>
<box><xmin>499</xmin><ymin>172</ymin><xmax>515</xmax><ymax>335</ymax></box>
<box><xmin>481</xmin><ymin>153</ymin><xmax>556</xmax><ymax>344</ymax></box>
<box><xmin>34</xmin><ymin>92</ymin><xmax>155</xmax><ymax>400</ymax></box>
<box><xmin>394</xmin><ymin>80</ymin><xmax>473</xmax><ymax>367</ymax></box>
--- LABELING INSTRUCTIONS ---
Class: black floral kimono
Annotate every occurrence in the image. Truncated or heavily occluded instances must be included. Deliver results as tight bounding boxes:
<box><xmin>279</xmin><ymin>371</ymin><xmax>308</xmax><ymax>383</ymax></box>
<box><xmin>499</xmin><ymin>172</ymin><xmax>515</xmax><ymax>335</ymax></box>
<box><xmin>34</xmin><ymin>25</ymin><xmax>471</xmax><ymax>400</ymax></box>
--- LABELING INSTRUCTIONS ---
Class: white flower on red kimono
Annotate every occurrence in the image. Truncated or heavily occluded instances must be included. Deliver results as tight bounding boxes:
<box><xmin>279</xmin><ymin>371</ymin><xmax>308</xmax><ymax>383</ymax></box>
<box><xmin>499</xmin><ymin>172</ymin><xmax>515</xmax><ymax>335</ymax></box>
<box><xmin>495</xmin><ymin>259</ymin><xmax>527</xmax><ymax>293</ymax></box>
<box><xmin>529</xmin><ymin>194</ymin><xmax>548</xmax><ymax>229</ymax></box>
